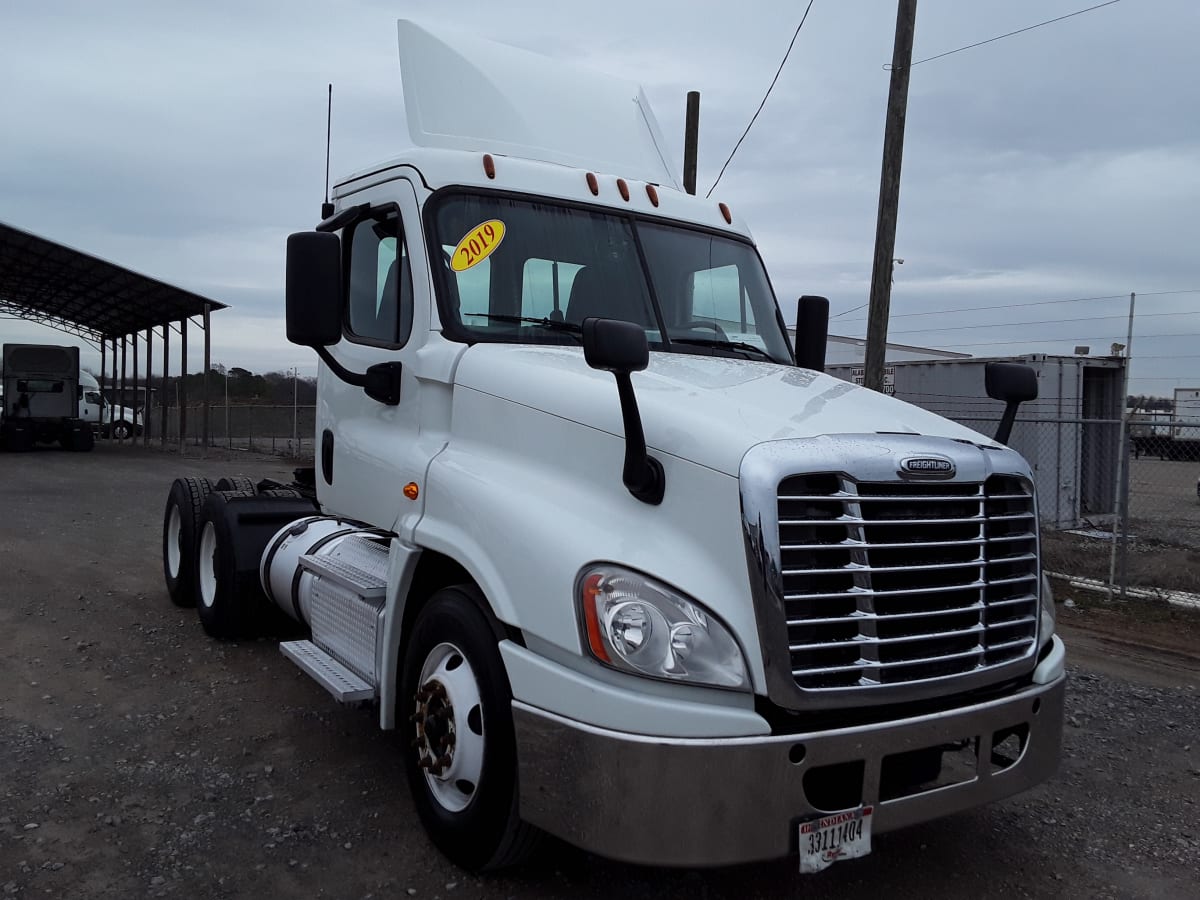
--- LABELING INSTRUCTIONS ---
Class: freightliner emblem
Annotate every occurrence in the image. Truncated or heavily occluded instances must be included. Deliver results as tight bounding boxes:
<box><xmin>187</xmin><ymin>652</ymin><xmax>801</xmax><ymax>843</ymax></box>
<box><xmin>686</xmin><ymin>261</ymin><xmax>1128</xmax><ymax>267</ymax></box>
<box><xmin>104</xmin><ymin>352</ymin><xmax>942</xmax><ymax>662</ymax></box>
<box><xmin>898</xmin><ymin>456</ymin><xmax>956</xmax><ymax>478</ymax></box>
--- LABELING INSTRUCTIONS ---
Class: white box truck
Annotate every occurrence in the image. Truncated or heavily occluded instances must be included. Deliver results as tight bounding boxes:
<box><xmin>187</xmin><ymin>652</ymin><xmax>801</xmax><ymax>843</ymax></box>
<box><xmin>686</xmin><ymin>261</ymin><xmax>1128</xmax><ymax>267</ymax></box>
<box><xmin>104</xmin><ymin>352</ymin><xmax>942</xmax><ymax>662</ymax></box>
<box><xmin>160</xmin><ymin>21</ymin><xmax>1064</xmax><ymax>873</ymax></box>
<box><xmin>1</xmin><ymin>343</ymin><xmax>93</xmax><ymax>451</ymax></box>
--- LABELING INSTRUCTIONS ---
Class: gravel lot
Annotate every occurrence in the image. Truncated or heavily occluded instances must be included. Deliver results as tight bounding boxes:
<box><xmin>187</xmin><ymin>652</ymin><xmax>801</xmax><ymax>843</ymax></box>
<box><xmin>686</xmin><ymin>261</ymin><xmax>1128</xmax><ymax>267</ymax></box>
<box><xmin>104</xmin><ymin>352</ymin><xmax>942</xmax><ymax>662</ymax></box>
<box><xmin>1</xmin><ymin>444</ymin><xmax>1197</xmax><ymax>899</ymax></box>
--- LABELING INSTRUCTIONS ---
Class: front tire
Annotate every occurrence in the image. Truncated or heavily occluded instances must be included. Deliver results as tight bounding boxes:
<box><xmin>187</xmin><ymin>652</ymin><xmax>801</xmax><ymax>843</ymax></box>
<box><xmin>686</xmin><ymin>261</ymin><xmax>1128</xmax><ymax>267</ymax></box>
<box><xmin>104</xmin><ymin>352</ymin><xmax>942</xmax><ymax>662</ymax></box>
<box><xmin>111</xmin><ymin>420</ymin><xmax>133</xmax><ymax>441</ymax></box>
<box><xmin>163</xmin><ymin>477</ymin><xmax>213</xmax><ymax>606</ymax></box>
<box><xmin>401</xmin><ymin>586</ymin><xmax>538</xmax><ymax>870</ymax></box>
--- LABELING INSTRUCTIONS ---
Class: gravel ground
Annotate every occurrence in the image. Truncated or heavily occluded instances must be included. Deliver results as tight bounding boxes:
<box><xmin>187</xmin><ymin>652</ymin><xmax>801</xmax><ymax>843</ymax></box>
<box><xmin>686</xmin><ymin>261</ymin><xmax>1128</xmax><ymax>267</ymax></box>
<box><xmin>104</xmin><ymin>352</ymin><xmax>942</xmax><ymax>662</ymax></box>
<box><xmin>1</xmin><ymin>443</ymin><xmax>1197</xmax><ymax>899</ymax></box>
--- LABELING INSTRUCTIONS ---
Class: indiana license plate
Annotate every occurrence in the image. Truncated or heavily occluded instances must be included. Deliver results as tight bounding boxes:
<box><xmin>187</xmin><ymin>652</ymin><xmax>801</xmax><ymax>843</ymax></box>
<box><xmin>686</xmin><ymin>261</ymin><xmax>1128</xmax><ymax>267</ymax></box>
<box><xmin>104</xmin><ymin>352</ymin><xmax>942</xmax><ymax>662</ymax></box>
<box><xmin>798</xmin><ymin>806</ymin><xmax>874</xmax><ymax>873</ymax></box>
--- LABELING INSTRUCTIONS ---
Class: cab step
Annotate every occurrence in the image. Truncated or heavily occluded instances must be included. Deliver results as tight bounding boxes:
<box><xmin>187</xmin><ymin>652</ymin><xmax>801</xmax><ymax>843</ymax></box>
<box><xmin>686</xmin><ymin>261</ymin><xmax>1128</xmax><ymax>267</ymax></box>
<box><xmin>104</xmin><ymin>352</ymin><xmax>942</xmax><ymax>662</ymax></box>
<box><xmin>280</xmin><ymin>640</ymin><xmax>376</xmax><ymax>703</ymax></box>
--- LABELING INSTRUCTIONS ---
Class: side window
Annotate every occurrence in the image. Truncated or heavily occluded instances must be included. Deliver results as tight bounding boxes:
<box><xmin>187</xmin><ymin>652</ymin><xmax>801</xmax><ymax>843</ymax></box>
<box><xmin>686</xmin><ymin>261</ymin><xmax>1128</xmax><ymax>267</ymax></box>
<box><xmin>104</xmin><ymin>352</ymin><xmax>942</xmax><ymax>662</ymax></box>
<box><xmin>690</xmin><ymin>264</ymin><xmax>753</xmax><ymax>331</ymax></box>
<box><xmin>346</xmin><ymin>212</ymin><xmax>413</xmax><ymax>345</ymax></box>
<box><xmin>85</xmin><ymin>391</ymin><xmax>102</xmax><ymax>405</ymax></box>
<box><xmin>521</xmin><ymin>259</ymin><xmax>583</xmax><ymax>320</ymax></box>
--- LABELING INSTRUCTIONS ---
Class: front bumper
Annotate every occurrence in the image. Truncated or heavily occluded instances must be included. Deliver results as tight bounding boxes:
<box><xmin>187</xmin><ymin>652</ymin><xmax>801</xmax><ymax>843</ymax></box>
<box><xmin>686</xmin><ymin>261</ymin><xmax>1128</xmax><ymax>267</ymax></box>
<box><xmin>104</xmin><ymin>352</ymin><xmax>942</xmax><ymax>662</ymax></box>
<box><xmin>514</xmin><ymin>663</ymin><xmax>1065</xmax><ymax>867</ymax></box>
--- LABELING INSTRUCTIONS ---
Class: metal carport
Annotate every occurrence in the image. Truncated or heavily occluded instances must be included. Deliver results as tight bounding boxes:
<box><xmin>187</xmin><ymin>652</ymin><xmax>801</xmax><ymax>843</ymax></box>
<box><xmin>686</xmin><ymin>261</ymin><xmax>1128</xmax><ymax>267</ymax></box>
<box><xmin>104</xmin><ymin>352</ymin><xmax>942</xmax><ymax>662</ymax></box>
<box><xmin>0</xmin><ymin>219</ymin><xmax>227</xmax><ymax>451</ymax></box>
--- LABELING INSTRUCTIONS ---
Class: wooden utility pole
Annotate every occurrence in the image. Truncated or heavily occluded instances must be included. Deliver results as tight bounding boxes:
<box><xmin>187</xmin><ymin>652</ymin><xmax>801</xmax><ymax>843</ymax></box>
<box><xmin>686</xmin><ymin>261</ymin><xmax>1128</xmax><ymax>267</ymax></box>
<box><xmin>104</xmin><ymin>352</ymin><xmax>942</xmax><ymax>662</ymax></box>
<box><xmin>683</xmin><ymin>91</ymin><xmax>700</xmax><ymax>195</ymax></box>
<box><xmin>863</xmin><ymin>0</ymin><xmax>917</xmax><ymax>392</ymax></box>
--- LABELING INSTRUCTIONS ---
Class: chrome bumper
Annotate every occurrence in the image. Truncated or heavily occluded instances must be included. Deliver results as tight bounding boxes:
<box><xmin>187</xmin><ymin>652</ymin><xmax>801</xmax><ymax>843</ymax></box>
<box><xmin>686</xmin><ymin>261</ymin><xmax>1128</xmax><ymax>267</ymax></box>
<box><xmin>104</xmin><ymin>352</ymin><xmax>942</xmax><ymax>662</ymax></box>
<box><xmin>513</xmin><ymin>673</ymin><xmax>1065</xmax><ymax>867</ymax></box>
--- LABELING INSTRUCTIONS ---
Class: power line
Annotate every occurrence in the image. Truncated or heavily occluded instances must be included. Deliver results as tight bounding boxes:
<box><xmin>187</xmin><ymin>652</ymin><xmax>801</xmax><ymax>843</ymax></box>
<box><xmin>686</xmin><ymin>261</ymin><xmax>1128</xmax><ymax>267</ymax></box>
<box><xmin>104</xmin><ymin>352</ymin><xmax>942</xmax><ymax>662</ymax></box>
<box><xmin>886</xmin><ymin>310</ymin><xmax>1200</xmax><ymax>337</ymax></box>
<box><xmin>834</xmin><ymin>289</ymin><xmax>1200</xmax><ymax>325</ymax></box>
<box><xmin>941</xmin><ymin>331</ymin><xmax>1200</xmax><ymax>349</ymax></box>
<box><xmin>893</xmin><ymin>0</ymin><xmax>1121</xmax><ymax>69</ymax></box>
<box><xmin>834</xmin><ymin>292</ymin><xmax>1127</xmax><ymax>323</ymax></box>
<box><xmin>706</xmin><ymin>0</ymin><xmax>815</xmax><ymax>198</ymax></box>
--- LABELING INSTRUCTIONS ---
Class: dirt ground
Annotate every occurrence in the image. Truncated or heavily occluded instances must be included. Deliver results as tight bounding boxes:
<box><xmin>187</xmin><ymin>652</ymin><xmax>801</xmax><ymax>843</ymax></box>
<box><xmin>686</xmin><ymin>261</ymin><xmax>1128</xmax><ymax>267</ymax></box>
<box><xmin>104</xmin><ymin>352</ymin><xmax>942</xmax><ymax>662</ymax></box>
<box><xmin>1</xmin><ymin>444</ymin><xmax>1197</xmax><ymax>899</ymax></box>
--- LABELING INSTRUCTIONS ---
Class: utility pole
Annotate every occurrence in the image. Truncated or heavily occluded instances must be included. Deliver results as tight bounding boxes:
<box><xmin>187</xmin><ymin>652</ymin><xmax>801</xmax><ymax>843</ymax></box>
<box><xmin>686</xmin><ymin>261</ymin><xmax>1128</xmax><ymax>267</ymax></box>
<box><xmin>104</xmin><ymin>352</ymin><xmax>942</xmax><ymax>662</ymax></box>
<box><xmin>683</xmin><ymin>91</ymin><xmax>700</xmax><ymax>195</ymax></box>
<box><xmin>863</xmin><ymin>0</ymin><xmax>918</xmax><ymax>392</ymax></box>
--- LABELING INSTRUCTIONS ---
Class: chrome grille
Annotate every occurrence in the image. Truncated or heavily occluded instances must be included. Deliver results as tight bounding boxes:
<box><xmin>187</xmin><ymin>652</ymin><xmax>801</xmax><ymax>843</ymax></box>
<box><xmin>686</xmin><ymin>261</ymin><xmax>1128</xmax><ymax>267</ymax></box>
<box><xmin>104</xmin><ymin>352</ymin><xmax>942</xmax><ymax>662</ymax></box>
<box><xmin>779</xmin><ymin>474</ymin><xmax>1039</xmax><ymax>690</ymax></box>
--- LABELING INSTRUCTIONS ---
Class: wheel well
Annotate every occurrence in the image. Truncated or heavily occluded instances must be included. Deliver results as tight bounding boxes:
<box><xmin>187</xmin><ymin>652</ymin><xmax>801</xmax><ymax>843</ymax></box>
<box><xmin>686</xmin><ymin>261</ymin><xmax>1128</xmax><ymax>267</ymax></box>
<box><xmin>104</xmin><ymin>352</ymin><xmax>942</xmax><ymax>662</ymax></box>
<box><xmin>405</xmin><ymin>549</ymin><xmax>518</xmax><ymax>643</ymax></box>
<box><xmin>401</xmin><ymin>551</ymin><xmax>524</xmax><ymax>657</ymax></box>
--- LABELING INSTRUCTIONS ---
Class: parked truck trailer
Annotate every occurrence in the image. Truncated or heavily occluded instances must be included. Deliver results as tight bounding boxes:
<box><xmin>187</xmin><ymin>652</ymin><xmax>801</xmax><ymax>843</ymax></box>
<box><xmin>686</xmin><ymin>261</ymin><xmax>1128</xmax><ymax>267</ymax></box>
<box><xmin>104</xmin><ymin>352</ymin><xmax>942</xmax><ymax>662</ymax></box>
<box><xmin>1</xmin><ymin>343</ymin><xmax>93</xmax><ymax>451</ymax></box>
<box><xmin>160</xmin><ymin>21</ymin><xmax>1064</xmax><ymax>874</ymax></box>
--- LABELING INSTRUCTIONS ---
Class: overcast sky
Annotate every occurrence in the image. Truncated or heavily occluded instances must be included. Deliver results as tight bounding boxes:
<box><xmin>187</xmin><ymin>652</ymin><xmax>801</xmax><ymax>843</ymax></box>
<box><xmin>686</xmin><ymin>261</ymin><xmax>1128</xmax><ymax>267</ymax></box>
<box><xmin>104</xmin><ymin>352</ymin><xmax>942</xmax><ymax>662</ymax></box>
<box><xmin>2</xmin><ymin>0</ymin><xmax>1197</xmax><ymax>395</ymax></box>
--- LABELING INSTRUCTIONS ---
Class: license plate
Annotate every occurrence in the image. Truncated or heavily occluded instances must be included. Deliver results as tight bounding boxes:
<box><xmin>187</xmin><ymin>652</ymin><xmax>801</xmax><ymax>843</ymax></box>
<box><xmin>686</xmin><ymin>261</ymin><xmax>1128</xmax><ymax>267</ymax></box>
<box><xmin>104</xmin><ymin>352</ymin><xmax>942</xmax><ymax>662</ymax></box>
<box><xmin>798</xmin><ymin>806</ymin><xmax>873</xmax><ymax>873</ymax></box>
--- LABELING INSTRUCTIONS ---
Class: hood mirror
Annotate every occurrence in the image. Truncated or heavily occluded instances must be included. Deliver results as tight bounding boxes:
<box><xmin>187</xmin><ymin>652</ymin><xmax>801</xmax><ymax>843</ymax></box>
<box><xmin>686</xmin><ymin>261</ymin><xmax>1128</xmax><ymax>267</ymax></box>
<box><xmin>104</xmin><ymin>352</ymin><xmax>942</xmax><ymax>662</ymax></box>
<box><xmin>582</xmin><ymin>318</ymin><xmax>664</xmax><ymax>505</ymax></box>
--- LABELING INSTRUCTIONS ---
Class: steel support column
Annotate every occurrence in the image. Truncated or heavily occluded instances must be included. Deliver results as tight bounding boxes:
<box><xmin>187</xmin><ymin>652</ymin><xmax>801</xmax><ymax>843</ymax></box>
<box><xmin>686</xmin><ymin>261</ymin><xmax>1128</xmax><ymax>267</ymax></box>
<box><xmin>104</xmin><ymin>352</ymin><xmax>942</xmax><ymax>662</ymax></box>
<box><xmin>161</xmin><ymin>324</ymin><xmax>169</xmax><ymax>448</ymax></box>
<box><xmin>202</xmin><ymin>303</ymin><xmax>211</xmax><ymax>457</ymax></box>
<box><xmin>179</xmin><ymin>318</ymin><xmax>188</xmax><ymax>453</ymax></box>
<box><xmin>144</xmin><ymin>328</ymin><xmax>153</xmax><ymax>446</ymax></box>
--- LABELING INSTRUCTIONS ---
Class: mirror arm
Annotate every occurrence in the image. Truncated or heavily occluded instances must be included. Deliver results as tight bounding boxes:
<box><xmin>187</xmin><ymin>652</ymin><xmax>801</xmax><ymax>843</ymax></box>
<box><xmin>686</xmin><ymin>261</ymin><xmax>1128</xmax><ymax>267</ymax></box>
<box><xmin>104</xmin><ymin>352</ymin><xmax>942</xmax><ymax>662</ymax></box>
<box><xmin>995</xmin><ymin>402</ymin><xmax>1020</xmax><ymax>445</ymax></box>
<box><xmin>313</xmin><ymin>345</ymin><xmax>367</xmax><ymax>388</ymax></box>
<box><xmin>613</xmin><ymin>373</ymin><xmax>665</xmax><ymax>505</ymax></box>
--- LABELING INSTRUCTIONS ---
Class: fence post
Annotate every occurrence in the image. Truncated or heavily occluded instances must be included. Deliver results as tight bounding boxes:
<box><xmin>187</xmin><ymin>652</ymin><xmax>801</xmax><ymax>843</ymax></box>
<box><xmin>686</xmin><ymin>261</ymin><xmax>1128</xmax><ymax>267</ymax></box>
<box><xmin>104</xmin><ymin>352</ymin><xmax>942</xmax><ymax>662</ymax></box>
<box><xmin>1118</xmin><ymin>437</ymin><xmax>1131</xmax><ymax>600</ymax></box>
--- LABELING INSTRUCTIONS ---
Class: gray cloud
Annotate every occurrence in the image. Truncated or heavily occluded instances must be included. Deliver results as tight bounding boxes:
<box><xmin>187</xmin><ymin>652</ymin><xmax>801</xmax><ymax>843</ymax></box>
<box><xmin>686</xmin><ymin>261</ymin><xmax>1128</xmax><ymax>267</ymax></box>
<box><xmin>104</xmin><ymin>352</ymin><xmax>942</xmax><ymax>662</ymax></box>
<box><xmin>1</xmin><ymin>0</ymin><xmax>1196</xmax><ymax>395</ymax></box>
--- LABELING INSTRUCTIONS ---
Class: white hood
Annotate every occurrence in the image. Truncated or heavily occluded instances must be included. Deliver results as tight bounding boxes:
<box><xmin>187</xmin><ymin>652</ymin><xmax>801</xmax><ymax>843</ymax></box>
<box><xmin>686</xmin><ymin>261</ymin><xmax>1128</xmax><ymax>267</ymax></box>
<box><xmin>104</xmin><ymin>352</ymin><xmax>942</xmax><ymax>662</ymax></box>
<box><xmin>454</xmin><ymin>346</ymin><xmax>996</xmax><ymax>476</ymax></box>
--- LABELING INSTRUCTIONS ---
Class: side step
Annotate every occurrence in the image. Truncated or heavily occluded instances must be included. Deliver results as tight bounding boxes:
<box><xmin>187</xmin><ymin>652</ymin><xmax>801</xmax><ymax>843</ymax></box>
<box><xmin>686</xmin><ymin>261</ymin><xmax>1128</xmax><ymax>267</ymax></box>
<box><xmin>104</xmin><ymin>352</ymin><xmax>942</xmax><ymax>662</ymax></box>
<box><xmin>280</xmin><ymin>640</ymin><xmax>376</xmax><ymax>703</ymax></box>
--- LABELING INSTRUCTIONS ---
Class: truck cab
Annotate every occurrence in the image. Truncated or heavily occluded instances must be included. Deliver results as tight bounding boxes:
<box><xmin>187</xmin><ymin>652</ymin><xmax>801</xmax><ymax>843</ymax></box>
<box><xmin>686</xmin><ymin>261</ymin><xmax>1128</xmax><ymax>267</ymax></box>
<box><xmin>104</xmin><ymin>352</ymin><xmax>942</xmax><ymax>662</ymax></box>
<box><xmin>163</xmin><ymin>20</ymin><xmax>1064</xmax><ymax>874</ymax></box>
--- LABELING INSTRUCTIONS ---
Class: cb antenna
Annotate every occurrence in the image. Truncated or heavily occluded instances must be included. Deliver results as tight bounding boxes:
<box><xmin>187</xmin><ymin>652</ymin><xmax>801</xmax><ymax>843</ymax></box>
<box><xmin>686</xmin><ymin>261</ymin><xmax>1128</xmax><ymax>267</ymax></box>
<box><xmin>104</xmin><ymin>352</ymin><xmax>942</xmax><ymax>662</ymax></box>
<box><xmin>321</xmin><ymin>84</ymin><xmax>334</xmax><ymax>220</ymax></box>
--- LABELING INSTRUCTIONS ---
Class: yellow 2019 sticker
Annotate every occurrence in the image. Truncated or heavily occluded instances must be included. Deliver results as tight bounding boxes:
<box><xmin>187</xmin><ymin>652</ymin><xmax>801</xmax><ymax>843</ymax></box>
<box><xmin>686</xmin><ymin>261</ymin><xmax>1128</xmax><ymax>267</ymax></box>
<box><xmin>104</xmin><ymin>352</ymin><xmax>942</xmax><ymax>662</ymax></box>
<box><xmin>451</xmin><ymin>219</ymin><xmax>505</xmax><ymax>272</ymax></box>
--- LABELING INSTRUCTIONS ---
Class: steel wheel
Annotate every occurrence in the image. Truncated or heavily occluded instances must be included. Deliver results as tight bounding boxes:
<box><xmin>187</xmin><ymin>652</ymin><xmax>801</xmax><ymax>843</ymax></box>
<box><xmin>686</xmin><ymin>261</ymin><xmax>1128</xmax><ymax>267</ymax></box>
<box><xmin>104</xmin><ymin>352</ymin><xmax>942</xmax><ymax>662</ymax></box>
<box><xmin>414</xmin><ymin>642</ymin><xmax>486</xmax><ymax>813</ymax></box>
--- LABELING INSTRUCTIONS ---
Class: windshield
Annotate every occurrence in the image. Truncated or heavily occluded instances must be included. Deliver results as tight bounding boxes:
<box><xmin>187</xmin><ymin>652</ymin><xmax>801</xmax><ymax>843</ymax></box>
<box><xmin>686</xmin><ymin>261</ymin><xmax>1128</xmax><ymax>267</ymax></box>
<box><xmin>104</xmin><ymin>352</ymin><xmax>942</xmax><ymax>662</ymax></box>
<box><xmin>429</xmin><ymin>192</ymin><xmax>793</xmax><ymax>364</ymax></box>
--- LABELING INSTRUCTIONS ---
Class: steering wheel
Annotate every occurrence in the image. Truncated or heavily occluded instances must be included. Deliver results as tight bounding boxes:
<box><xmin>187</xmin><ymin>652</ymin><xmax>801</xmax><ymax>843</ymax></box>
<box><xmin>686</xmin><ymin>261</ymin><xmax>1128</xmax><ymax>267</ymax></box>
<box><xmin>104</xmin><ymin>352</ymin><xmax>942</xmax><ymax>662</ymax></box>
<box><xmin>680</xmin><ymin>320</ymin><xmax>729</xmax><ymax>340</ymax></box>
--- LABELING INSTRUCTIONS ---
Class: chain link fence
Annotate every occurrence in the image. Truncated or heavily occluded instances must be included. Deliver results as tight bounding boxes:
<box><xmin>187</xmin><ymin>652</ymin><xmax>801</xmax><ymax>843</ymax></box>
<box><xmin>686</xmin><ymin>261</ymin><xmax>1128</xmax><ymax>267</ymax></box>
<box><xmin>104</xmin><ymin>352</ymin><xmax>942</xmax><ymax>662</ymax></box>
<box><xmin>143</xmin><ymin>404</ymin><xmax>317</xmax><ymax>457</ymax></box>
<box><xmin>937</xmin><ymin>414</ymin><xmax>1200</xmax><ymax>606</ymax></box>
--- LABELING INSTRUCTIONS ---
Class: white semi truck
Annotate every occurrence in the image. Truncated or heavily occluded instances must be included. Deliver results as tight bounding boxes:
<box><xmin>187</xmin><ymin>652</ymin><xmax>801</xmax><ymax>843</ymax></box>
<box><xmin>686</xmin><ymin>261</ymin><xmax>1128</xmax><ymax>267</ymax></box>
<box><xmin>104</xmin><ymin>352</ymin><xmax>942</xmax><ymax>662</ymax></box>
<box><xmin>78</xmin><ymin>371</ymin><xmax>142</xmax><ymax>440</ymax></box>
<box><xmin>161</xmin><ymin>21</ymin><xmax>1064</xmax><ymax>873</ymax></box>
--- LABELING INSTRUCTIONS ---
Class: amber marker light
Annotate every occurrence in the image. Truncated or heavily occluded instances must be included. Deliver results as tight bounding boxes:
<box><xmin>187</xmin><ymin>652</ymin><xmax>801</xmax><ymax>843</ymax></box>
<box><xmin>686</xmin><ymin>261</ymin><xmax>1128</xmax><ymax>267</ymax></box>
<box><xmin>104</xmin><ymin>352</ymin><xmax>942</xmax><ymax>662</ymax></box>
<box><xmin>616</xmin><ymin>178</ymin><xmax>630</xmax><ymax>201</ymax></box>
<box><xmin>482</xmin><ymin>154</ymin><xmax>496</xmax><ymax>179</ymax></box>
<box><xmin>580</xmin><ymin>573</ymin><xmax>611</xmax><ymax>663</ymax></box>
<box><xmin>403</xmin><ymin>482</ymin><xmax>420</xmax><ymax>500</ymax></box>
<box><xmin>586</xmin><ymin>172</ymin><xmax>599</xmax><ymax>195</ymax></box>
<box><xmin>719</xmin><ymin>202</ymin><xmax>732</xmax><ymax>224</ymax></box>
<box><xmin>645</xmin><ymin>184</ymin><xmax>659</xmax><ymax>207</ymax></box>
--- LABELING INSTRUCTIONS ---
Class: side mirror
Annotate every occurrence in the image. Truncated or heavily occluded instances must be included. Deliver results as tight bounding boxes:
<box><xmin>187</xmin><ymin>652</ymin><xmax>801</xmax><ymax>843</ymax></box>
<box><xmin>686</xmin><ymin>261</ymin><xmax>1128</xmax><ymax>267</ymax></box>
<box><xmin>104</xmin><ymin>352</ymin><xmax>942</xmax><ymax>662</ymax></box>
<box><xmin>986</xmin><ymin>362</ymin><xmax>1038</xmax><ymax>445</ymax></box>
<box><xmin>582</xmin><ymin>317</ymin><xmax>649</xmax><ymax>374</ymax></box>
<box><xmin>794</xmin><ymin>295</ymin><xmax>829</xmax><ymax>372</ymax></box>
<box><xmin>582</xmin><ymin>318</ymin><xmax>663</xmax><ymax>505</ymax></box>
<box><xmin>286</xmin><ymin>232</ymin><xmax>342</xmax><ymax>347</ymax></box>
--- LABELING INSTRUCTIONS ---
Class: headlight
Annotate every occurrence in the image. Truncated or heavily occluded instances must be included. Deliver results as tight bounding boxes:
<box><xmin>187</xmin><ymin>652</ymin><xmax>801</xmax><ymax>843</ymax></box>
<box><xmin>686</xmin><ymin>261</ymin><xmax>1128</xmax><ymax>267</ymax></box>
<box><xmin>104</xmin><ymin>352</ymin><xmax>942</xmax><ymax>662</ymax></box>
<box><xmin>577</xmin><ymin>565</ymin><xmax>750</xmax><ymax>691</ymax></box>
<box><xmin>1040</xmin><ymin>572</ymin><xmax>1056</xmax><ymax>643</ymax></box>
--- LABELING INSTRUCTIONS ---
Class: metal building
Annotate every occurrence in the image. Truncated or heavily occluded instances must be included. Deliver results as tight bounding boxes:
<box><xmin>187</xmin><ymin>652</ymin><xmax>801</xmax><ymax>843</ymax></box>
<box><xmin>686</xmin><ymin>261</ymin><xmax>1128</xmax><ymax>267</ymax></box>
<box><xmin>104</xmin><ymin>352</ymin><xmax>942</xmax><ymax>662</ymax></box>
<box><xmin>828</xmin><ymin>354</ymin><xmax>1127</xmax><ymax>530</ymax></box>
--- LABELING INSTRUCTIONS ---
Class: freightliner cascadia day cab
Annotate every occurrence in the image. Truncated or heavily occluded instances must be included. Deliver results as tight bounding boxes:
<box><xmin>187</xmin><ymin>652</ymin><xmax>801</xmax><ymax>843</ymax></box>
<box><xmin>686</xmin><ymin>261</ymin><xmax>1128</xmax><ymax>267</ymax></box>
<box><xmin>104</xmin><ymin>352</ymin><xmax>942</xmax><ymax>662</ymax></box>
<box><xmin>160</xmin><ymin>21</ymin><xmax>1065</xmax><ymax>874</ymax></box>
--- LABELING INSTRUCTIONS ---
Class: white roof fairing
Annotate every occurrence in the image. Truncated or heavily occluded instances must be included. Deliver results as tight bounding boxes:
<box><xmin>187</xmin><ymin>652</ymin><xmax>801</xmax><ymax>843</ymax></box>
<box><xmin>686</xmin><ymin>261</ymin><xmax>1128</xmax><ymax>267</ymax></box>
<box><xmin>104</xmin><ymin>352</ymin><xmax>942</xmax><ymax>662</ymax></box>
<box><xmin>395</xmin><ymin>20</ymin><xmax>682</xmax><ymax>190</ymax></box>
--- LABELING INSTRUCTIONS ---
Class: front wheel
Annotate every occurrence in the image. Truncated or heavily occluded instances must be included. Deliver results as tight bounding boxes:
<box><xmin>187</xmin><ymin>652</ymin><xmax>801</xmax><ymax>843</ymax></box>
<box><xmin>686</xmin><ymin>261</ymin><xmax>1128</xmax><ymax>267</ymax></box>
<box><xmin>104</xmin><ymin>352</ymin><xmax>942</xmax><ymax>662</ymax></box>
<box><xmin>401</xmin><ymin>586</ymin><xmax>539</xmax><ymax>870</ymax></box>
<box><xmin>111</xmin><ymin>420</ymin><xmax>133</xmax><ymax>441</ymax></box>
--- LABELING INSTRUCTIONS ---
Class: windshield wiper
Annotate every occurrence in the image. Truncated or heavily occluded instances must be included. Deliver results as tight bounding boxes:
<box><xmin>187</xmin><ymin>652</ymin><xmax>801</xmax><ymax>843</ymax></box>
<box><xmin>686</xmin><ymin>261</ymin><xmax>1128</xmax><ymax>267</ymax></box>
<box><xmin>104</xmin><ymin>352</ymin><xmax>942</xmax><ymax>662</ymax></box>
<box><xmin>464</xmin><ymin>313</ymin><xmax>582</xmax><ymax>340</ymax></box>
<box><xmin>669</xmin><ymin>336</ymin><xmax>777</xmax><ymax>361</ymax></box>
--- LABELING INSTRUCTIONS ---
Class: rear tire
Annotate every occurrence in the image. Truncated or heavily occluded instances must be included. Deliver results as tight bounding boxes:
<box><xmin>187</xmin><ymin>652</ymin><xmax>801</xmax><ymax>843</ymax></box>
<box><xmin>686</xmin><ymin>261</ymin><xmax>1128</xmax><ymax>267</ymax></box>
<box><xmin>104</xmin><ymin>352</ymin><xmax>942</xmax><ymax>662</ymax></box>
<box><xmin>195</xmin><ymin>490</ymin><xmax>264</xmax><ymax>639</ymax></box>
<box><xmin>401</xmin><ymin>585</ymin><xmax>539</xmax><ymax>871</ymax></box>
<box><xmin>214</xmin><ymin>475</ymin><xmax>256</xmax><ymax>494</ymax></box>
<box><xmin>162</xmin><ymin>477</ymin><xmax>213</xmax><ymax>607</ymax></box>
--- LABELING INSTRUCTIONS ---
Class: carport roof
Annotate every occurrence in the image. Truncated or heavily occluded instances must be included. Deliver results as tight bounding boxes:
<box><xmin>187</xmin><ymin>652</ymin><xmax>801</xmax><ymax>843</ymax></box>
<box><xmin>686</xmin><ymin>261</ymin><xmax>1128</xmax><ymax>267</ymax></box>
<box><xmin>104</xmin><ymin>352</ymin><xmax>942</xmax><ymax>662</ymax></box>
<box><xmin>0</xmin><ymin>220</ymin><xmax>226</xmax><ymax>341</ymax></box>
